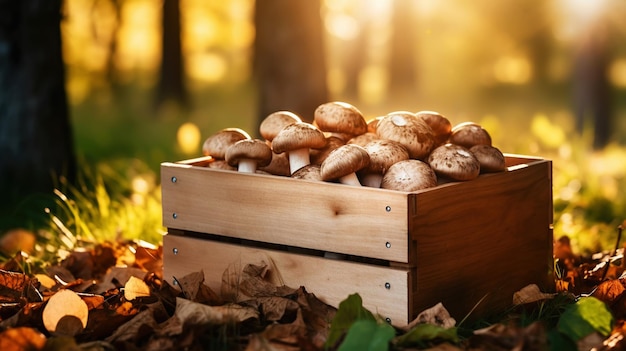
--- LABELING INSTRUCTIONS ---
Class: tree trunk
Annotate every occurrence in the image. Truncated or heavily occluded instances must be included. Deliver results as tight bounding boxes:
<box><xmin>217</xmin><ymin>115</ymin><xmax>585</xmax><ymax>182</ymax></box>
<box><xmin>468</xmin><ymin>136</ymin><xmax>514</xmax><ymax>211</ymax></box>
<box><xmin>0</xmin><ymin>0</ymin><xmax>75</xmax><ymax>204</ymax></box>
<box><xmin>253</xmin><ymin>0</ymin><xmax>328</xmax><ymax>126</ymax></box>
<box><xmin>156</xmin><ymin>0</ymin><xmax>187</xmax><ymax>110</ymax></box>
<box><xmin>389</xmin><ymin>0</ymin><xmax>417</xmax><ymax>91</ymax></box>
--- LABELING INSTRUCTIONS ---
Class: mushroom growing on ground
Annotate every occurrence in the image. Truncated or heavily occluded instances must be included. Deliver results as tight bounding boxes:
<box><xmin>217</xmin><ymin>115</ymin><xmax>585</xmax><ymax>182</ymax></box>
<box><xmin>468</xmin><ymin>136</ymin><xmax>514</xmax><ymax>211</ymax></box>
<box><xmin>313</xmin><ymin>101</ymin><xmax>368</xmax><ymax>142</ymax></box>
<box><xmin>225</xmin><ymin>139</ymin><xmax>273</xmax><ymax>173</ymax></box>
<box><xmin>470</xmin><ymin>144</ymin><xmax>506</xmax><ymax>173</ymax></box>
<box><xmin>359</xmin><ymin>139</ymin><xmax>410</xmax><ymax>188</ymax></box>
<box><xmin>320</xmin><ymin>144</ymin><xmax>370</xmax><ymax>186</ymax></box>
<box><xmin>428</xmin><ymin>143</ymin><xmax>481</xmax><ymax>181</ymax></box>
<box><xmin>271</xmin><ymin>122</ymin><xmax>327</xmax><ymax>174</ymax></box>
<box><xmin>381</xmin><ymin>159</ymin><xmax>437</xmax><ymax>192</ymax></box>
<box><xmin>375</xmin><ymin>111</ymin><xmax>436</xmax><ymax>160</ymax></box>
<box><xmin>449</xmin><ymin>122</ymin><xmax>492</xmax><ymax>148</ymax></box>
<box><xmin>416</xmin><ymin>111</ymin><xmax>452</xmax><ymax>146</ymax></box>
<box><xmin>259</xmin><ymin>111</ymin><xmax>302</xmax><ymax>143</ymax></box>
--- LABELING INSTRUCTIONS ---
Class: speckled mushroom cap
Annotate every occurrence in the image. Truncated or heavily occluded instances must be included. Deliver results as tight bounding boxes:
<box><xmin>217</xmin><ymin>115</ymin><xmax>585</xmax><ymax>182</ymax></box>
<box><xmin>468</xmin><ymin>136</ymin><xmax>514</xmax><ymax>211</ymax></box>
<box><xmin>202</xmin><ymin>128</ymin><xmax>251</xmax><ymax>159</ymax></box>
<box><xmin>381</xmin><ymin>159</ymin><xmax>437</xmax><ymax>192</ymax></box>
<box><xmin>258</xmin><ymin>151</ymin><xmax>291</xmax><ymax>176</ymax></box>
<box><xmin>225</xmin><ymin>139</ymin><xmax>273</xmax><ymax>168</ymax></box>
<box><xmin>428</xmin><ymin>144</ymin><xmax>480</xmax><ymax>181</ymax></box>
<box><xmin>367</xmin><ymin>116</ymin><xmax>384</xmax><ymax>134</ymax></box>
<box><xmin>311</xmin><ymin>136</ymin><xmax>345</xmax><ymax>165</ymax></box>
<box><xmin>320</xmin><ymin>144</ymin><xmax>370</xmax><ymax>182</ymax></box>
<box><xmin>361</xmin><ymin>139</ymin><xmax>410</xmax><ymax>174</ymax></box>
<box><xmin>347</xmin><ymin>132</ymin><xmax>379</xmax><ymax>147</ymax></box>
<box><xmin>271</xmin><ymin>122</ymin><xmax>326</xmax><ymax>154</ymax></box>
<box><xmin>313</xmin><ymin>101</ymin><xmax>368</xmax><ymax>140</ymax></box>
<box><xmin>470</xmin><ymin>144</ymin><xmax>506</xmax><ymax>173</ymax></box>
<box><xmin>416</xmin><ymin>111</ymin><xmax>452</xmax><ymax>146</ymax></box>
<box><xmin>259</xmin><ymin>111</ymin><xmax>302</xmax><ymax>142</ymax></box>
<box><xmin>375</xmin><ymin>111</ymin><xmax>436</xmax><ymax>160</ymax></box>
<box><xmin>449</xmin><ymin>122</ymin><xmax>492</xmax><ymax>148</ymax></box>
<box><xmin>292</xmin><ymin>164</ymin><xmax>323</xmax><ymax>181</ymax></box>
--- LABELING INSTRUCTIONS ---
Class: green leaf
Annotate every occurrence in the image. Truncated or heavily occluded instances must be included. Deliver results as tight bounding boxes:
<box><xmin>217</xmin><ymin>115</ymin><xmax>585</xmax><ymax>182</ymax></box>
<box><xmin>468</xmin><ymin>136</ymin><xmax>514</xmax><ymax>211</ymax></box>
<box><xmin>325</xmin><ymin>294</ymin><xmax>377</xmax><ymax>348</ymax></box>
<box><xmin>395</xmin><ymin>323</ymin><xmax>459</xmax><ymax>347</ymax></box>
<box><xmin>557</xmin><ymin>296</ymin><xmax>613</xmax><ymax>342</ymax></box>
<box><xmin>338</xmin><ymin>319</ymin><xmax>395</xmax><ymax>351</ymax></box>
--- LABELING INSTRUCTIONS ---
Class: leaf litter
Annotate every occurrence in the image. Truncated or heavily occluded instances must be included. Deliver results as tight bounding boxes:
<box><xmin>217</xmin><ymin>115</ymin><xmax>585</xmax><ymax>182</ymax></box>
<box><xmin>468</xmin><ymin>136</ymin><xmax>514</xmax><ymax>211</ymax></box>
<box><xmin>3</xmin><ymin>228</ymin><xmax>626</xmax><ymax>349</ymax></box>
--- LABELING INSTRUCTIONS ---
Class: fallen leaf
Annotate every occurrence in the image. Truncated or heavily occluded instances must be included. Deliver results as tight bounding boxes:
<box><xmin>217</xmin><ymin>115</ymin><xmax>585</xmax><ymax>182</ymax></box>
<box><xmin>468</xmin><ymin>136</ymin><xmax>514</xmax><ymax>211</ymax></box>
<box><xmin>593</xmin><ymin>279</ymin><xmax>626</xmax><ymax>305</ymax></box>
<box><xmin>512</xmin><ymin>284</ymin><xmax>555</xmax><ymax>305</ymax></box>
<box><xmin>404</xmin><ymin>302</ymin><xmax>456</xmax><ymax>331</ymax></box>
<box><xmin>42</xmin><ymin>289</ymin><xmax>89</xmax><ymax>336</ymax></box>
<box><xmin>124</xmin><ymin>276</ymin><xmax>150</xmax><ymax>301</ymax></box>
<box><xmin>0</xmin><ymin>326</ymin><xmax>46</xmax><ymax>351</ymax></box>
<box><xmin>175</xmin><ymin>297</ymin><xmax>259</xmax><ymax>326</ymax></box>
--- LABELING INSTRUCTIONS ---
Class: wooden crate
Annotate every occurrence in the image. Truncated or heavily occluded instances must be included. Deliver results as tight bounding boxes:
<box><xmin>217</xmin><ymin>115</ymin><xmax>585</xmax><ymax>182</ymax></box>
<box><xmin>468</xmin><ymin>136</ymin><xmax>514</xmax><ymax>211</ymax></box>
<box><xmin>161</xmin><ymin>154</ymin><xmax>553</xmax><ymax>326</ymax></box>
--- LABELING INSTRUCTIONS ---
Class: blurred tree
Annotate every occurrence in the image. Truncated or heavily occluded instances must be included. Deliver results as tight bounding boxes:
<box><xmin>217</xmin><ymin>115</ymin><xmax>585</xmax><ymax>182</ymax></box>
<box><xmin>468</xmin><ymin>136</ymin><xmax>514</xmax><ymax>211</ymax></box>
<box><xmin>253</xmin><ymin>0</ymin><xmax>327</xmax><ymax>126</ymax></box>
<box><xmin>0</xmin><ymin>0</ymin><xmax>76</xmax><ymax>207</ymax></box>
<box><xmin>156</xmin><ymin>0</ymin><xmax>188</xmax><ymax>111</ymax></box>
<box><xmin>389</xmin><ymin>0</ymin><xmax>417</xmax><ymax>91</ymax></box>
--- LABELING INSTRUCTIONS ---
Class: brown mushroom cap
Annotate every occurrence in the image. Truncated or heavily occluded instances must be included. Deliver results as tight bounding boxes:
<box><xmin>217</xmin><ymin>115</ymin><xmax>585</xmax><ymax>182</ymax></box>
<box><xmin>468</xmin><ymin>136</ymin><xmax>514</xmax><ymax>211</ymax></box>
<box><xmin>416</xmin><ymin>111</ymin><xmax>452</xmax><ymax>146</ymax></box>
<box><xmin>367</xmin><ymin>116</ymin><xmax>384</xmax><ymax>133</ymax></box>
<box><xmin>359</xmin><ymin>139</ymin><xmax>410</xmax><ymax>187</ymax></box>
<box><xmin>381</xmin><ymin>159</ymin><xmax>437</xmax><ymax>192</ymax></box>
<box><xmin>258</xmin><ymin>151</ymin><xmax>291</xmax><ymax>176</ymax></box>
<box><xmin>207</xmin><ymin>159</ymin><xmax>236</xmax><ymax>171</ymax></box>
<box><xmin>313</xmin><ymin>101</ymin><xmax>368</xmax><ymax>140</ymax></box>
<box><xmin>449</xmin><ymin>122</ymin><xmax>492</xmax><ymax>148</ymax></box>
<box><xmin>470</xmin><ymin>144</ymin><xmax>506</xmax><ymax>173</ymax></box>
<box><xmin>320</xmin><ymin>144</ymin><xmax>370</xmax><ymax>186</ymax></box>
<box><xmin>347</xmin><ymin>132</ymin><xmax>379</xmax><ymax>147</ymax></box>
<box><xmin>259</xmin><ymin>111</ymin><xmax>302</xmax><ymax>142</ymax></box>
<box><xmin>202</xmin><ymin>128</ymin><xmax>251</xmax><ymax>159</ymax></box>
<box><xmin>428</xmin><ymin>144</ymin><xmax>480</xmax><ymax>181</ymax></box>
<box><xmin>292</xmin><ymin>164</ymin><xmax>323</xmax><ymax>181</ymax></box>
<box><xmin>375</xmin><ymin>111</ymin><xmax>436</xmax><ymax>160</ymax></box>
<box><xmin>311</xmin><ymin>136</ymin><xmax>345</xmax><ymax>165</ymax></box>
<box><xmin>225</xmin><ymin>139</ymin><xmax>273</xmax><ymax>173</ymax></box>
<box><xmin>271</xmin><ymin>122</ymin><xmax>327</xmax><ymax>174</ymax></box>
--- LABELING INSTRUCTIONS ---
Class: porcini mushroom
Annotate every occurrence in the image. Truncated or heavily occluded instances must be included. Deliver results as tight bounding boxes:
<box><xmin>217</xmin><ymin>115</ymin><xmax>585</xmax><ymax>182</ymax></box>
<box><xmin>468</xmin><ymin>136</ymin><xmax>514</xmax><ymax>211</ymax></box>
<box><xmin>225</xmin><ymin>139</ymin><xmax>272</xmax><ymax>173</ymax></box>
<box><xmin>449</xmin><ymin>122</ymin><xmax>492</xmax><ymax>148</ymax></box>
<box><xmin>359</xmin><ymin>139</ymin><xmax>410</xmax><ymax>188</ymax></box>
<box><xmin>470</xmin><ymin>144</ymin><xmax>506</xmax><ymax>173</ymax></box>
<box><xmin>259</xmin><ymin>111</ymin><xmax>302</xmax><ymax>143</ymax></box>
<box><xmin>320</xmin><ymin>144</ymin><xmax>370</xmax><ymax>186</ymax></box>
<box><xmin>416</xmin><ymin>111</ymin><xmax>452</xmax><ymax>146</ymax></box>
<box><xmin>428</xmin><ymin>143</ymin><xmax>480</xmax><ymax>181</ymax></box>
<box><xmin>272</xmin><ymin>122</ymin><xmax>327</xmax><ymax>174</ymax></box>
<box><xmin>202</xmin><ymin>128</ymin><xmax>251</xmax><ymax>159</ymax></box>
<box><xmin>313</xmin><ymin>101</ymin><xmax>368</xmax><ymax>141</ymax></box>
<box><xmin>375</xmin><ymin>111</ymin><xmax>436</xmax><ymax>160</ymax></box>
<box><xmin>381</xmin><ymin>159</ymin><xmax>437</xmax><ymax>192</ymax></box>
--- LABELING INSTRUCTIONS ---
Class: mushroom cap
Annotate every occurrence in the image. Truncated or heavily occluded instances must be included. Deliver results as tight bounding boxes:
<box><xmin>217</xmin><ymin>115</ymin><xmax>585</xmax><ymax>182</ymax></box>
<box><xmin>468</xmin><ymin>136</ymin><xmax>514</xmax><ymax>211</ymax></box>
<box><xmin>449</xmin><ymin>122</ymin><xmax>492</xmax><ymax>148</ymax></box>
<box><xmin>416</xmin><ymin>111</ymin><xmax>452</xmax><ymax>145</ymax></box>
<box><xmin>361</xmin><ymin>139</ymin><xmax>410</xmax><ymax>174</ymax></box>
<box><xmin>375</xmin><ymin>111</ymin><xmax>436</xmax><ymax>160</ymax></box>
<box><xmin>381</xmin><ymin>159</ymin><xmax>437</xmax><ymax>192</ymax></box>
<box><xmin>258</xmin><ymin>151</ymin><xmax>291</xmax><ymax>176</ymax></box>
<box><xmin>202</xmin><ymin>128</ymin><xmax>251</xmax><ymax>159</ymax></box>
<box><xmin>208</xmin><ymin>159</ymin><xmax>236</xmax><ymax>171</ymax></box>
<box><xmin>320</xmin><ymin>144</ymin><xmax>370</xmax><ymax>181</ymax></box>
<box><xmin>347</xmin><ymin>132</ymin><xmax>379</xmax><ymax>147</ymax></box>
<box><xmin>470</xmin><ymin>144</ymin><xmax>506</xmax><ymax>172</ymax></box>
<box><xmin>313</xmin><ymin>101</ymin><xmax>368</xmax><ymax>139</ymax></box>
<box><xmin>292</xmin><ymin>164</ymin><xmax>323</xmax><ymax>181</ymax></box>
<box><xmin>367</xmin><ymin>116</ymin><xmax>384</xmax><ymax>134</ymax></box>
<box><xmin>310</xmin><ymin>136</ymin><xmax>346</xmax><ymax>165</ymax></box>
<box><xmin>271</xmin><ymin>122</ymin><xmax>327</xmax><ymax>154</ymax></box>
<box><xmin>225</xmin><ymin>139</ymin><xmax>272</xmax><ymax>168</ymax></box>
<box><xmin>428</xmin><ymin>143</ymin><xmax>480</xmax><ymax>181</ymax></box>
<box><xmin>259</xmin><ymin>111</ymin><xmax>302</xmax><ymax>142</ymax></box>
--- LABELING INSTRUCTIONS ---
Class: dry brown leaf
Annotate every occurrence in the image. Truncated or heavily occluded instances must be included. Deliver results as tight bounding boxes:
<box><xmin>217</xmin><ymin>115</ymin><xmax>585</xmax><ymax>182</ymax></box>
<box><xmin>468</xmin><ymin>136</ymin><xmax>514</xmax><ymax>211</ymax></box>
<box><xmin>403</xmin><ymin>302</ymin><xmax>456</xmax><ymax>331</ymax></box>
<box><xmin>105</xmin><ymin>307</ymin><xmax>158</xmax><ymax>344</ymax></box>
<box><xmin>0</xmin><ymin>326</ymin><xmax>46</xmax><ymax>351</ymax></box>
<box><xmin>594</xmin><ymin>279</ymin><xmax>626</xmax><ymax>304</ymax></box>
<box><xmin>34</xmin><ymin>274</ymin><xmax>57</xmax><ymax>290</ymax></box>
<box><xmin>258</xmin><ymin>296</ymin><xmax>300</xmax><ymax>322</ymax></box>
<box><xmin>175</xmin><ymin>297</ymin><xmax>259</xmax><ymax>326</ymax></box>
<box><xmin>124</xmin><ymin>276</ymin><xmax>150</xmax><ymax>301</ymax></box>
<box><xmin>221</xmin><ymin>252</ymin><xmax>285</xmax><ymax>302</ymax></box>
<box><xmin>42</xmin><ymin>289</ymin><xmax>89</xmax><ymax>336</ymax></box>
<box><xmin>512</xmin><ymin>284</ymin><xmax>555</xmax><ymax>305</ymax></box>
<box><xmin>95</xmin><ymin>266</ymin><xmax>147</xmax><ymax>294</ymax></box>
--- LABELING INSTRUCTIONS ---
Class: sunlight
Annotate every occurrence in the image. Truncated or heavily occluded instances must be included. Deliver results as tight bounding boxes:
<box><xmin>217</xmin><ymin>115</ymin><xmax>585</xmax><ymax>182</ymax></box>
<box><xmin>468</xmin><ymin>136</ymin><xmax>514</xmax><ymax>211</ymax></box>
<box><xmin>115</xmin><ymin>0</ymin><xmax>160</xmax><ymax>71</ymax></box>
<box><xmin>492</xmin><ymin>55</ymin><xmax>532</xmax><ymax>85</ymax></box>
<box><xmin>325</xmin><ymin>13</ymin><xmax>360</xmax><ymax>40</ymax></box>
<box><xmin>531</xmin><ymin>113</ymin><xmax>566</xmax><ymax>149</ymax></box>
<box><xmin>187</xmin><ymin>53</ymin><xmax>228</xmax><ymax>83</ymax></box>
<box><xmin>177</xmin><ymin>122</ymin><xmax>202</xmax><ymax>155</ymax></box>
<box><xmin>358</xmin><ymin>65</ymin><xmax>387</xmax><ymax>104</ymax></box>
<box><xmin>609</xmin><ymin>58</ymin><xmax>626</xmax><ymax>88</ymax></box>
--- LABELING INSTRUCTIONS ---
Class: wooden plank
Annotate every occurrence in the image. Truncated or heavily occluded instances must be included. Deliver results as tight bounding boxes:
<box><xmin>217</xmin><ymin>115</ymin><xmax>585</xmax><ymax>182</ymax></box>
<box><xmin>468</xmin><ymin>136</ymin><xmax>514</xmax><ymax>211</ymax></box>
<box><xmin>163</xmin><ymin>234</ymin><xmax>412</xmax><ymax>325</ymax></box>
<box><xmin>407</xmin><ymin>159</ymin><xmax>553</xmax><ymax>321</ymax></box>
<box><xmin>161</xmin><ymin>164</ymin><xmax>410</xmax><ymax>262</ymax></box>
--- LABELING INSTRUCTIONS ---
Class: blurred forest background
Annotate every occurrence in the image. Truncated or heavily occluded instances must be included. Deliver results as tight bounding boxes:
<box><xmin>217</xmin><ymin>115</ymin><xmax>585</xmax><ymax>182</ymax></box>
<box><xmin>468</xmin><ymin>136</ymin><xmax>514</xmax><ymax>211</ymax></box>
<box><xmin>1</xmin><ymin>0</ymin><xmax>626</xmax><ymax>253</ymax></box>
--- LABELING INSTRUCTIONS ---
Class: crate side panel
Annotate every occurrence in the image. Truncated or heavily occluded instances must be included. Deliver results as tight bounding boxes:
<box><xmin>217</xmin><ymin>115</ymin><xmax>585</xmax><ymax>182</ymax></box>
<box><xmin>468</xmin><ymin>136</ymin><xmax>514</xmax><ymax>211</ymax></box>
<box><xmin>161</xmin><ymin>165</ymin><xmax>409</xmax><ymax>262</ymax></box>
<box><xmin>164</xmin><ymin>234</ymin><xmax>411</xmax><ymax>325</ymax></box>
<box><xmin>408</xmin><ymin>160</ymin><xmax>553</xmax><ymax>320</ymax></box>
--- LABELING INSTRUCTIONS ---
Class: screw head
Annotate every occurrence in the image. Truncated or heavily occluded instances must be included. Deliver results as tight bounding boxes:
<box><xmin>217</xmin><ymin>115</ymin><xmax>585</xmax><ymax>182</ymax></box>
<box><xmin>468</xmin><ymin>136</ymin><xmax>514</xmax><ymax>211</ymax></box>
<box><xmin>172</xmin><ymin>213</ymin><xmax>178</xmax><ymax>219</ymax></box>
<box><xmin>385</xmin><ymin>282</ymin><xmax>391</xmax><ymax>289</ymax></box>
<box><xmin>385</xmin><ymin>317</ymin><xmax>391</xmax><ymax>323</ymax></box>
<box><xmin>385</xmin><ymin>205</ymin><xmax>391</xmax><ymax>212</ymax></box>
<box><xmin>385</xmin><ymin>242</ymin><xmax>391</xmax><ymax>248</ymax></box>
<box><xmin>173</xmin><ymin>248</ymin><xmax>179</xmax><ymax>255</ymax></box>
<box><xmin>171</xmin><ymin>176</ymin><xmax>177</xmax><ymax>183</ymax></box>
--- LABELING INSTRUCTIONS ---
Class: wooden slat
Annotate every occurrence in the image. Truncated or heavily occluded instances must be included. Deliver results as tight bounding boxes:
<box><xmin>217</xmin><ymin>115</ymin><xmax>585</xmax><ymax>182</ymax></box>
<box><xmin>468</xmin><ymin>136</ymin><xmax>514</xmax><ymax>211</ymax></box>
<box><xmin>161</xmin><ymin>164</ymin><xmax>410</xmax><ymax>262</ymax></box>
<box><xmin>163</xmin><ymin>234</ymin><xmax>412</xmax><ymax>325</ymax></box>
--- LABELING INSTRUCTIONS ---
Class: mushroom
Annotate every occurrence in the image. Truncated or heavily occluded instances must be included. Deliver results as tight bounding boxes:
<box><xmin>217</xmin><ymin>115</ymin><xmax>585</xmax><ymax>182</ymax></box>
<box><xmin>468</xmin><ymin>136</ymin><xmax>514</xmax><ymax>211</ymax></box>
<box><xmin>271</xmin><ymin>122</ymin><xmax>327</xmax><ymax>174</ymax></box>
<box><xmin>346</xmin><ymin>132</ymin><xmax>379</xmax><ymax>147</ymax></box>
<box><xmin>415</xmin><ymin>111</ymin><xmax>452</xmax><ymax>146</ymax></box>
<box><xmin>359</xmin><ymin>139</ymin><xmax>410</xmax><ymax>188</ymax></box>
<box><xmin>381</xmin><ymin>159</ymin><xmax>437</xmax><ymax>192</ymax></box>
<box><xmin>449</xmin><ymin>122</ymin><xmax>492</xmax><ymax>148</ymax></box>
<box><xmin>470</xmin><ymin>144</ymin><xmax>506</xmax><ymax>173</ymax></box>
<box><xmin>375</xmin><ymin>111</ymin><xmax>436</xmax><ymax>160</ymax></box>
<box><xmin>428</xmin><ymin>143</ymin><xmax>480</xmax><ymax>181</ymax></box>
<box><xmin>202</xmin><ymin>128</ymin><xmax>251</xmax><ymax>159</ymax></box>
<box><xmin>313</xmin><ymin>101</ymin><xmax>368</xmax><ymax>141</ymax></box>
<box><xmin>259</xmin><ymin>111</ymin><xmax>302</xmax><ymax>143</ymax></box>
<box><xmin>320</xmin><ymin>144</ymin><xmax>370</xmax><ymax>186</ymax></box>
<box><xmin>310</xmin><ymin>136</ymin><xmax>345</xmax><ymax>165</ymax></box>
<box><xmin>292</xmin><ymin>164</ymin><xmax>323</xmax><ymax>181</ymax></box>
<box><xmin>366</xmin><ymin>116</ymin><xmax>384</xmax><ymax>133</ymax></box>
<box><xmin>258</xmin><ymin>151</ymin><xmax>291</xmax><ymax>176</ymax></box>
<box><xmin>225</xmin><ymin>139</ymin><xmax>272</xmax><ymax>173</ymax></box>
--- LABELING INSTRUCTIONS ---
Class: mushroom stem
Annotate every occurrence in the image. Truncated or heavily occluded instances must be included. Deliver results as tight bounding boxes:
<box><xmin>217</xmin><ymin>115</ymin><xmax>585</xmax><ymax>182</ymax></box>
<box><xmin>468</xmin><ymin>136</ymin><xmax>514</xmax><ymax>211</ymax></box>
<box><xmin>237</xmin><ymin>159</ymin><xmax>257</xmax><ymax>173</ymax></box>
<box><xmin>288</xmin><ymin>148</ymin><xmax>311</xmax><ymax>174</ymax></box>
<box><xmin>339</xmin><ymin>172</ymin><xmax>362</xmax><ymax>186</ymax></box>
<box><xmin>361</xmin><ymin>173</ymin><xmax>383</xmax><ymax>188</ymax></box>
